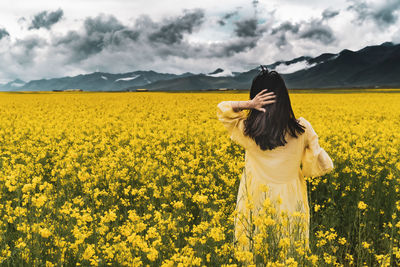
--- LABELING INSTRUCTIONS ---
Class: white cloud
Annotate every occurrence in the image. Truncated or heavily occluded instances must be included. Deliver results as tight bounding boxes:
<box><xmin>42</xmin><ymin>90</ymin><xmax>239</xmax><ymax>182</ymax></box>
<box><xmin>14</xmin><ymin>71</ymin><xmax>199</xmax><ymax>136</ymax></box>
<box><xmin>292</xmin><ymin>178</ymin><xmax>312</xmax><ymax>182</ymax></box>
<box><xmin>273</xmin><ymin>61</ymin><xmax>316</xmax><ymax>74</ymax></box>
<box><xmin>115</xmin><ymin>75</ymin><xmax>141</xmax><ymax>82</ymax></box>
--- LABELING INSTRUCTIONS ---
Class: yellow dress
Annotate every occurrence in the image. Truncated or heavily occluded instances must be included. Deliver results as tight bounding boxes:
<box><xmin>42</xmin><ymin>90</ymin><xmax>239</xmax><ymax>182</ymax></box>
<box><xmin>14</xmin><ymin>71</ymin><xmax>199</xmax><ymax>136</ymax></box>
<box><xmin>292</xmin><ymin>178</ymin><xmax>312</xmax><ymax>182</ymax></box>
<box><xmin>216</xmin><ymin>101</ymin><xmax>334</xmax><ymax>251</ymax></box>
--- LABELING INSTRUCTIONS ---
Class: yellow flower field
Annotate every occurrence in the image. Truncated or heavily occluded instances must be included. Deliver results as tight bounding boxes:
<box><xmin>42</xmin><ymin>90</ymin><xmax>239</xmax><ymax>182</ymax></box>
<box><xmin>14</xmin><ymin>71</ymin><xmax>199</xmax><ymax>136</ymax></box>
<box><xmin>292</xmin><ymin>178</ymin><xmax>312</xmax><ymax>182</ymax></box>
<box><xmin>0</xmin><ymin>90</ymin><xmax>399</xmax><ymax>266</ymax></box>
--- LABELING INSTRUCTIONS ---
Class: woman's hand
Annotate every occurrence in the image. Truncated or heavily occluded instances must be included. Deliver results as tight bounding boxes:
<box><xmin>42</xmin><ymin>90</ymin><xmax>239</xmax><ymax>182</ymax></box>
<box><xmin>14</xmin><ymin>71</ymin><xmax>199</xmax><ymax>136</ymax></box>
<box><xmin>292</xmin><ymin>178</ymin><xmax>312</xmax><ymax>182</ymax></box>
<box><xmin>250</xmin><ymin>89</ymin><xmax>276</xmax><ymax>112</ymax></box>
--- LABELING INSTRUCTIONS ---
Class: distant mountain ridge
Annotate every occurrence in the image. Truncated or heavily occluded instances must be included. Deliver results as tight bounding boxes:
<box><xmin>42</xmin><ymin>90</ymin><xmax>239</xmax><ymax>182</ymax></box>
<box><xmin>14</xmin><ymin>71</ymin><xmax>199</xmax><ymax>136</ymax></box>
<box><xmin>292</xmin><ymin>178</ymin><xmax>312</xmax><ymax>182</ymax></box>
<box><xmin>0</xmin><ymin>70</ymin><xmax>196</xmax><ymax>92</ymax></box>
<box><xmin>1</xmin><ymin>41</ymin><xmax>399</xmax><ymax>91</ymax></box>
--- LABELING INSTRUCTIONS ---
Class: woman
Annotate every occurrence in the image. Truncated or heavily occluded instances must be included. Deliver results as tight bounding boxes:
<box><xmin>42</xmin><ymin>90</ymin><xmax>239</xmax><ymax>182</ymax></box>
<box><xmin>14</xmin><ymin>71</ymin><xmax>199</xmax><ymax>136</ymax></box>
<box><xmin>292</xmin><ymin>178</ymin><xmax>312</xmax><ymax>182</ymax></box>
<box><xmin>216</xmin><ymin>66</ymin><xmax>334</xmax><ymax>253</ymax></box>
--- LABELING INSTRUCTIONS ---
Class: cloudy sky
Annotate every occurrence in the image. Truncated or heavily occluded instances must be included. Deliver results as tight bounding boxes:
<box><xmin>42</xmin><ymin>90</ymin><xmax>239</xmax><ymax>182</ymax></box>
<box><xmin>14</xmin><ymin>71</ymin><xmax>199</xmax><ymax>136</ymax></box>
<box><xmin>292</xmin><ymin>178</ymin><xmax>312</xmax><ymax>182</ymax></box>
<box><xmin>0</xmin><ymin>0</ymin><xmax>399</xmax><ymax>83</ymax></box>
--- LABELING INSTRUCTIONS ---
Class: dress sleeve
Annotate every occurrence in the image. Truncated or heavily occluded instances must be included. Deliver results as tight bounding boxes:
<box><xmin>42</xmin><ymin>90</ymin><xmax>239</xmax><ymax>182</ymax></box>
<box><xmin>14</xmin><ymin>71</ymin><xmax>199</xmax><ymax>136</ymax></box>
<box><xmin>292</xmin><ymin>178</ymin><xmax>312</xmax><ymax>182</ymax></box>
<box><xmin>216</xmin><ymin>101</ymin><xmax>252</xmax><ymax>148</ymax></box>
<box><xmin>300</xmin><ymin>118</ymin><xmax>334</xmax><ymax>177</ymax></box>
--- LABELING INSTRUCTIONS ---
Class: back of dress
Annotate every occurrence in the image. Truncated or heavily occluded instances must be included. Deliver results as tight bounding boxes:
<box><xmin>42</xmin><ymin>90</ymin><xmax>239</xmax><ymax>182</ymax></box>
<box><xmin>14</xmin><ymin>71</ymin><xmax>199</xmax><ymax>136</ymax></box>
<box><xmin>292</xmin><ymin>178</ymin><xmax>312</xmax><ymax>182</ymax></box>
<box><xmin>217</xmin><ymin>100</ymin><xmax>334</xmax><ymax>251</ymax></box>
<box><xmin>244</xmin><ymin>119</ymin><xmax>305</xmax><ymax>184</ymax></box>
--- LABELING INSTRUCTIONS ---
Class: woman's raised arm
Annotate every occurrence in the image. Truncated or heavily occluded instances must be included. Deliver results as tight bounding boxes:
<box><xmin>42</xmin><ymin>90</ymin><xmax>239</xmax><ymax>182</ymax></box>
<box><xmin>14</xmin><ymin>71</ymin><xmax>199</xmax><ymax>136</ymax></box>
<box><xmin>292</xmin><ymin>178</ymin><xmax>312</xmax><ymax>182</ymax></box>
<box><xmin>231</xmin><ymin>89</ymin><xmax>276</xmax><ymax>112</ymax></box>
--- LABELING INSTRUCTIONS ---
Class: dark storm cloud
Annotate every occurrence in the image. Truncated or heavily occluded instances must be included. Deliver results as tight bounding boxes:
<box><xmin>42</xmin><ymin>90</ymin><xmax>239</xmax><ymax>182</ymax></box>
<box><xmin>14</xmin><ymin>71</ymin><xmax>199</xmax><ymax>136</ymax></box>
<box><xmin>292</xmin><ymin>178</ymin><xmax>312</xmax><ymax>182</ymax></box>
<box><xmin>271</xmin><ymin>16</ymin><xmax>335</xmax><ymax>46</ymax></box>
<box><xmin>111</xmin><ymin>29</ymin><xmax>140</xmax><ymax>46</ymax></box>
<box><xmin>218</xmin><ymin>11</ymin><xmax>239</xmax><ymax>26</ymax></box>
<box><xmin>51</xmin><ymin>9</ymin><xmax>209</xmax><ymax>64</ymax></box>
<box><xmin>142</xmin><ymin>8</ymin><xmax>264</xmax><ymax>57</ymax></box>
<box><xmin>28</xmin><ymin>8</ymin><xmax>64</xmax><ymax>30</ymax></box>
<box><xmin>53</xmin><ymin>13</ymin><xmax>140</xmax><ymax>62</ymax></box>
<box><xmin>226</xmin><ymin>1</ymin><xmax>264</xmax><ymax>37</ymax></box>
<box><xmin>54</xmin><ymin>30</ymin><xmax>104</xmax><ymax>59</ymax></box>
<box><xmin>0</xmin><ymin>28</ymin><xmax>9</xmax><ymax>40</ymax></box>
<box><xmin>234</xmin><ymin>18</ymin><xmax>259</xmax><ymax>37</ymax></box>
<box><xmin>347</xmin><ymin>1</ymin><xmax>374</xmax><ymax>23</ymax></box>
<box><xmin>347</xmin><ymin>0</ymin><xmax>400</xmax><ymax>26</ymax></box>
<box><xmin>83</xmin><ymin>14</ymin><xmax>124</xmax><ymax>34</ymax></box>
<box><xmin>299</xmin><ymin>24</ymin><xmax>335</xmax><ymax>45</ymax></box>
<box><xmin>373</xmin><ymin>1</ymin><xmax>400</xmax><ymax>25</ymax></box>
<box><xmin>215</xmin><ymin>17</ymin><xmax>267</xmax><ymax>55</ymax></box>
<box><xmin>148</xmin><ymin>8</ymin><xmax>205</xmax><ymax>44</ymax></box>
<box><xmin>215</xmin><ymin>38</ymin><xmax>259</xmax><ymax>57</ymax></box>
<box><xmin>140</xmin><ymin>10</ymin><xmax>264</xmax><ymax>58</ymax></box>
<box><xmin>298</xmin><ymin>14</ymin><xmax>336</xmax><ymax>45</ymax></box>
<box><xmin>271</xmin><ymin>21</ymin><xmax>300</xmax><ymax>35</ymax></box>
<box><xmin>322</xmin><ymin>9</ymin><xmax>340</xmax><ymax>20</ymax></box>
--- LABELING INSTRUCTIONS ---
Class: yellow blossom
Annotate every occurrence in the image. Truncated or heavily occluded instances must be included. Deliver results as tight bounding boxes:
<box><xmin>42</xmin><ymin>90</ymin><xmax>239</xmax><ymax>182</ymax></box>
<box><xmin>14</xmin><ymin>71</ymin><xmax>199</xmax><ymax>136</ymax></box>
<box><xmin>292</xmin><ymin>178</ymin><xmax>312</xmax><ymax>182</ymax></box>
<box><xmin>358</xmin><ymin>201</ymin><xmax>367</xmax><ymax>210</ymax></box>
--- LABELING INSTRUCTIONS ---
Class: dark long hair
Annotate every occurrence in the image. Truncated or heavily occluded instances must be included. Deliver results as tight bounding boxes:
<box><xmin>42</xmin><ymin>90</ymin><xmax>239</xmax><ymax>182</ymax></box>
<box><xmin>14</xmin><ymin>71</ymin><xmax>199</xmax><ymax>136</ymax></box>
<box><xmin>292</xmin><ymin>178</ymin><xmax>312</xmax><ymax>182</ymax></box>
<box><xmin>243</xmin><ymin>66</ymin><xmax>305</xmax><ymax>150</ymax></box>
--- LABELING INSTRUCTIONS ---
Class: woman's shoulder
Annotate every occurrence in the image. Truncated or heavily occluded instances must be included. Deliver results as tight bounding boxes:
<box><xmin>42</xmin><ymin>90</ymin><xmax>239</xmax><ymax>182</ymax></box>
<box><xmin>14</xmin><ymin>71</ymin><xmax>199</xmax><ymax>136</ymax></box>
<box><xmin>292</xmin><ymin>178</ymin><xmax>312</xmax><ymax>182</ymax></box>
<box><xmin>297</xmin><ymin>116</ymin><xmax>309</xmax><ymax>127</ymax></box>
<box><xmin>297</xmin><ymin>117</ymin><xmax>313</xmax><ymax>134</ymax></box>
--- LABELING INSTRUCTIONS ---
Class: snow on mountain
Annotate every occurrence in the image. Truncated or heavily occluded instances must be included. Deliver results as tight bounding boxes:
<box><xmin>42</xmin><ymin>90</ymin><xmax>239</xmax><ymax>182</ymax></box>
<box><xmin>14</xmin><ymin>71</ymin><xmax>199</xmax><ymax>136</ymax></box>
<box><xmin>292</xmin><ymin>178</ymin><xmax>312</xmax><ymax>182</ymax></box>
<box><xmin>273</xmin><ymin>60</ymin><xmax>317</xmax><ymax>74</ymax></box>
<box><xmin>8</xmin><ymin>79</ymin><xmax>26</xmax><ymax>87</ymax></box>
<box><xmin>328</xmin><ymin>54</ymin><xmax>339</xmax><ymax>62</ymax></box>
<box><xmin>115</xmin><ymin>75</ymin><xmax>140</xmax><ymax>82</ymax></box>
<box><xmin>11</xmin><ymin>82</ymin><xmax>25</xmax><ymax>87</ymax></box>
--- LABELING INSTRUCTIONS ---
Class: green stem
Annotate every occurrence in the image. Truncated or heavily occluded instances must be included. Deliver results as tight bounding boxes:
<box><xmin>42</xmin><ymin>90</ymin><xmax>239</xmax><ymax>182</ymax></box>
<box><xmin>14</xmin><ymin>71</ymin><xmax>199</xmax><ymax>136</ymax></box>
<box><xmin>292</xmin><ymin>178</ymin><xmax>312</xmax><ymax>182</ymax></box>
<box><xmin>357</xmin><ymin>209</ymin><xmax>361</xmax><ymax>267</ymax></box>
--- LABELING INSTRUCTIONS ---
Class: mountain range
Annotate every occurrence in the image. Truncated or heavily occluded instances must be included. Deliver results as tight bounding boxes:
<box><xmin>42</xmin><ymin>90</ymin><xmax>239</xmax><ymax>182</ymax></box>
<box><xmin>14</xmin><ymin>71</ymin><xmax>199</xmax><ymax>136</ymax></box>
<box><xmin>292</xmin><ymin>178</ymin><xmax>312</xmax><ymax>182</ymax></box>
<box><xmin>1</xmin><ymin>41</ymin><xmax>399</xmax><ymax>92</ymax></box>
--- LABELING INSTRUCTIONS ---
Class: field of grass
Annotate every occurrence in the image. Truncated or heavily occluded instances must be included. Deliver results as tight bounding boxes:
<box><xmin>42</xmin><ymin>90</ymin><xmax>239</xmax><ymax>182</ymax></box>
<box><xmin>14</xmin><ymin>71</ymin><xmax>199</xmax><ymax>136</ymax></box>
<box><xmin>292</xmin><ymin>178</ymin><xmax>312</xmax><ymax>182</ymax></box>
<box><xmin>0</xmin><ymin>90</ymin><xmax>399</xmax><ymax>266</ymax></box>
